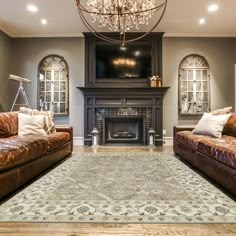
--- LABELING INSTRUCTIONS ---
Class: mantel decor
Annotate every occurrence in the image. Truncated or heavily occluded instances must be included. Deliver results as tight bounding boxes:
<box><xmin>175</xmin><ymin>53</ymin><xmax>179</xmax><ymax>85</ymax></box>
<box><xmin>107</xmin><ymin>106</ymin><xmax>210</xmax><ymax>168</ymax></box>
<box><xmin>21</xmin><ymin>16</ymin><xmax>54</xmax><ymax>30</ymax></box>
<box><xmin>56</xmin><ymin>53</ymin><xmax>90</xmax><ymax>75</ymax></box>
<box><xmin>76</xmin><ymin>0</ymin><xmax>168</xmax><ymax>45</ymax></box>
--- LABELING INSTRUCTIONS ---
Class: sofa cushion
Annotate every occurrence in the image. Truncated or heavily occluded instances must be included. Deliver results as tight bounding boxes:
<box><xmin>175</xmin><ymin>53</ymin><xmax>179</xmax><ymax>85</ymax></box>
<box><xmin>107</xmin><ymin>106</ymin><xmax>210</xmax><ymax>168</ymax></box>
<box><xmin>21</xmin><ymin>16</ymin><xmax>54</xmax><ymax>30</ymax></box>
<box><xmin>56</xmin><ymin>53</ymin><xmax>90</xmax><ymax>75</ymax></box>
<box><xmin>46</xmin><ymin>132</ymin><xmax>70</xmax><ymax>151</ymax></box>
<box><xmin>175</xmin><ymin>130</ymin><xmax>215</xmax><ymax>150</ymax></box>
<box><xmin>222</xmin><ymin>113</ymin><xmax>236</xmax><ymax>137</ymax></box>
<box><xmin>197</xmin><ymin>135</ymin><xmax>236</xmax><ymax>170</ymax></box>
<box><xmin>0</xmin><ymin>136</ymin><xmax>48</xmax><ymax>173</ymax></box>
<box><xmin>0</xmin><ymin>112</ymin><xmax>18</xmax><ymax>138</ymax></box>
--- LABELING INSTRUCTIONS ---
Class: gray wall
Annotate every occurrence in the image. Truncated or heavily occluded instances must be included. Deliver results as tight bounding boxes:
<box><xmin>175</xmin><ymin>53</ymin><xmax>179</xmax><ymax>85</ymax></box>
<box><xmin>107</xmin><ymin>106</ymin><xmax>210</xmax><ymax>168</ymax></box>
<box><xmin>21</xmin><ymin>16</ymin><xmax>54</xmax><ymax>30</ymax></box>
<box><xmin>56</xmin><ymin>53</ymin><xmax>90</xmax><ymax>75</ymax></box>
<box><xmin>163</xmin><ymin>37</ymin><xmax>236</xmax><ymax>136</ymax></box>
<box><xmin>8</xmin><ymin>36</ymin><xmax>236</xmax><ymax>138</ymax></box>
<box><xmin>11</xmin><ymin>38</ymin><xmax>85</xmax><ymax>136</ymax></box>
<box><xmin>0</xmin><ymin>30</ymin><xmax>13</xmax><ymax>112</ymax></box>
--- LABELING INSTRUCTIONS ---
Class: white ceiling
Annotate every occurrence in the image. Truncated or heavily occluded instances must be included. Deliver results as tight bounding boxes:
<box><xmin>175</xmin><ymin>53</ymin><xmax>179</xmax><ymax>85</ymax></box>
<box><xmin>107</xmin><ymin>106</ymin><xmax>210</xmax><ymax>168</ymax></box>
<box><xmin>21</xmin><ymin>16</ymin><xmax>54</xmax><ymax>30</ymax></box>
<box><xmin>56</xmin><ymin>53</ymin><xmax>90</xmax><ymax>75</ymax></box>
<box><xmin>0</xmin><ymin>0</ymin><xmax>236</xmax><ymax>38</ymax></box>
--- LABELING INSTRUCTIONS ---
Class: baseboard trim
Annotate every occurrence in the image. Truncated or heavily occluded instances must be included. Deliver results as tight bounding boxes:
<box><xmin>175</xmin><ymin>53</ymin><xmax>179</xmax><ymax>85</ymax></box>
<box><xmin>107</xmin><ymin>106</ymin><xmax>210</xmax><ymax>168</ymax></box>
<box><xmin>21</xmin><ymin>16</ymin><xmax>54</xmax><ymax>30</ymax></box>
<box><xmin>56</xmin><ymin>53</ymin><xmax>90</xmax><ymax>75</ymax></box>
<box><xmin>73</xmin><ymin>137</ymin><xmax>84</xmax><ymax>146</ymax></box>
<box><xmin>163</xmin><ymin>137</ymin><xmax>173</xmax><ymax>146</ymax></box>
<box><xmin>74</xmin><ymin>136</ymin><xmax>173</xmax><ymax>147</ymax></box>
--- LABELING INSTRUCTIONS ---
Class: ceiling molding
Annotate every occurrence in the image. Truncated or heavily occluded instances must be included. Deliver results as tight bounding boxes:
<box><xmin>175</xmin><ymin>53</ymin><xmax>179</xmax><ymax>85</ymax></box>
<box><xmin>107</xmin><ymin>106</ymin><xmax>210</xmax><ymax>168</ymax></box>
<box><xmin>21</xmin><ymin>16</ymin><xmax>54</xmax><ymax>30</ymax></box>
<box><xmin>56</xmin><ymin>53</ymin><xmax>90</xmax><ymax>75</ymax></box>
<box><xmin>5</xmin><ymin>32</ymin><xmax>236</xmax><ymax>38</ymax></box>
<box><xmin>9</xmin><ymin>33</ymin><xmax>84</xmax><ymax>38</ymax></box>
<box><xmin>164</xmin><ymin>32</ymin><xmax>236</xmax><ymax>37</ymax></box>
<box><xmin>0</xmin><ymin>25</ymin><xmax>13</xmax><ymax>37</ymax></box>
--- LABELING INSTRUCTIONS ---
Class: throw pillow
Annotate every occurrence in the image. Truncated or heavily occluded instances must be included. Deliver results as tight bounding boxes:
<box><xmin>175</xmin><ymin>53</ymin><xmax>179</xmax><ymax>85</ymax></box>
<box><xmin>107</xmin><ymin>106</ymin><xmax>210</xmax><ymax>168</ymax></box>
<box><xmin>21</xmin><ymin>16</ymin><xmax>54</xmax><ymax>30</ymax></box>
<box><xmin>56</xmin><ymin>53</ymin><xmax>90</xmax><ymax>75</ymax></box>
<box><xmin>193</xmin><ymin>112</ymin><xmax>231</xmax><ymax>138</ymax></box>
<box><xmin>211</xmin><ymin>106</ymin><xmax>232</xmax><ymax>115</ymax></box>
<box><xmin>222</xmin><ymin>113</ymin><xmax>236</xmax><ymax>137</ymax></box>
<box><xmin>20</xmin><ymin>107</ymin><xmax>56</xmax><ymax>134</ymax></box>
<box><xmin>18</xmin><ymin>113</ymin><xmax>47</xmax><ymax>137</ymax></box>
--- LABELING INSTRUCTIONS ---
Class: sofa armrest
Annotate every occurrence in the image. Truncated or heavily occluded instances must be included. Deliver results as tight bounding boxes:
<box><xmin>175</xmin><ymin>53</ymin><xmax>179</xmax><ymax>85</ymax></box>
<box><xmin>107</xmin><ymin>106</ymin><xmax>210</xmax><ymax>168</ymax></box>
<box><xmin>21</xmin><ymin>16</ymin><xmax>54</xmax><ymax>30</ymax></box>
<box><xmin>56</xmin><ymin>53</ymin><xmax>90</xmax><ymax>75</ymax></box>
<box><xmin>173</xmin><ymin>126</ymin><xmax>195</xmax><ymax>140</ymax></box>
<box><xmin>55</xmin><ymin>126</ymin><xmax>73</xmax><ymax>152</ymax></box>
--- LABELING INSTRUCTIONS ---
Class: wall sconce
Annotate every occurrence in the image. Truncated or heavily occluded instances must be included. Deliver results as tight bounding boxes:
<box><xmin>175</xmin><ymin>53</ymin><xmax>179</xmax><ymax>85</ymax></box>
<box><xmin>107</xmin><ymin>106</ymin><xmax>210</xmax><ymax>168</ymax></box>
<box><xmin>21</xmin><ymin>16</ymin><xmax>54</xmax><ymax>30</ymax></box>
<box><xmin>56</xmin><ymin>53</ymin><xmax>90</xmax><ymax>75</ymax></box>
<box><xmin>148</xmin><ymin>128</ymin><xmax>156</xmax><ymax>146</ymax></box>
<box><xmin>92</xmin><ymin>128</ymin><xmax>99</xmax><ymax>146</ymax></box>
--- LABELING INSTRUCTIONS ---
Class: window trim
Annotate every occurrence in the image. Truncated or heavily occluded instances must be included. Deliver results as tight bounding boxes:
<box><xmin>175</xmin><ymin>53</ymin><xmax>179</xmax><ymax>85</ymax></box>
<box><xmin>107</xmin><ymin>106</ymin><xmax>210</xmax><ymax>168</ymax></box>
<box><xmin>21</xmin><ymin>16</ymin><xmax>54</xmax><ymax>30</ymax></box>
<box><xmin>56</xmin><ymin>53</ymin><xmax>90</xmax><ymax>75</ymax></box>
<box><xmin>37</xmin><ymin>54</ymin><xmax>69</xmax><ymax>116</ymax></box>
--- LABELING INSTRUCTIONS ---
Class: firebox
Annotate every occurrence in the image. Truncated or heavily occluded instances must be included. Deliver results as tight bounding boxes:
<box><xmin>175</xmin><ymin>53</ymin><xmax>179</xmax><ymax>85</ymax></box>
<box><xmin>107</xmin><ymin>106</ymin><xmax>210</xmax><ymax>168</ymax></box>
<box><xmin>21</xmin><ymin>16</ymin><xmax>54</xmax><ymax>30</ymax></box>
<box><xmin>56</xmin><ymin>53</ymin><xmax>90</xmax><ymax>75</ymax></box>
<box><xmin>103</xmin><ymin>116</ymin><xmax>145</xmax><ymax>145</ymax></box>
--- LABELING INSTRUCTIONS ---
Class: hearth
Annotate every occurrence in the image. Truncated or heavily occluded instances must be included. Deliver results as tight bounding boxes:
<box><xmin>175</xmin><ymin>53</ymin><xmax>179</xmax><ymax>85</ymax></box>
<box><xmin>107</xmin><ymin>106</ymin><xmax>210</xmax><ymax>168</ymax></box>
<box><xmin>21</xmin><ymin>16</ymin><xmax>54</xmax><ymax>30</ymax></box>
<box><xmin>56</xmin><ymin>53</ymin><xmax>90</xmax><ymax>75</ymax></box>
<box><xmin>103</xmin><ymin>116</ymin><xmax>144</xmax><ymax>145</ymax></box>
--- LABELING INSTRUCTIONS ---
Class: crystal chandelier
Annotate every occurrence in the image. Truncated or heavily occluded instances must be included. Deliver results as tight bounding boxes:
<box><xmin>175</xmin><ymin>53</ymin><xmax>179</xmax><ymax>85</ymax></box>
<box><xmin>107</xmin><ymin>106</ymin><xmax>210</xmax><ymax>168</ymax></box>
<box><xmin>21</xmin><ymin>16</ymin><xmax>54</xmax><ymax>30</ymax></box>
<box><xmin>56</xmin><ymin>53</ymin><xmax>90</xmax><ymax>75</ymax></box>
<box><xmin>76</xmin><ymin>0</ymin><xmax>168</xmax><ymax>45</ymax></box>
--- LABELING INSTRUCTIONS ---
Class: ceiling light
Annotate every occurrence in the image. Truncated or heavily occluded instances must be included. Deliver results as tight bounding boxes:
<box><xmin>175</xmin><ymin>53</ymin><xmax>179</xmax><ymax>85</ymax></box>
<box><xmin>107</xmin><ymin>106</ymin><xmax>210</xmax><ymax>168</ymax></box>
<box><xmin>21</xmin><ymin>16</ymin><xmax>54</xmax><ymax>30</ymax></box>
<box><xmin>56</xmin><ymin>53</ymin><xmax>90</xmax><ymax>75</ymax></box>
<box><xmin>134</xmin><ymin>51</ymin><xmax>141</xmax><ymax>56</ymax></box>
<box><xmin>41</xmin><ymin>19</ymin><xmax>48</xmax><ymax>25</ymax></box>
<box><xmin>76</xmin><ymin>0</ymin><xmax>168</xmax><ymax>45</ymax></box>
<box><xmin>120</xmin><ymin>46</ymin><xmax>127</xmax><ymax>51</ymax></box>
<box><xmin>27</xmin><ymin>4</ymin><xmax>38</xmax><ymax>13</ymax></box>
<box><xmin>199</xmin><ymin>18</ymin><xmax>206</xmax><ymax>25</ymax></box>
<box><xmin>208</xmin><ymin>4</ymin><xmax>219</xmax><ymax>12</ymax></box>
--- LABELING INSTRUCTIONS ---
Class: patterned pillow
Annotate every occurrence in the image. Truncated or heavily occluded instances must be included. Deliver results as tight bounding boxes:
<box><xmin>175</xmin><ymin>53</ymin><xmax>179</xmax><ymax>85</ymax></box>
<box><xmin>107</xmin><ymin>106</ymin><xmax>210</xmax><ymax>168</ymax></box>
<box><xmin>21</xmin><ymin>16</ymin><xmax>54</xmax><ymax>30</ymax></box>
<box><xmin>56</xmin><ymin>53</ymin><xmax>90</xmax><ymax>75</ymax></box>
<box><xmin>222</xmin><ymin>114</ymin><xmax>236</xmax><ymax>137</ymax></box>
<box><xmin>20</xmin><ymin>107</ymin><xmax>56</xmax><ymax>134</ymax></box>
<box><xmin>211</xmin><ymin>107</ymin><xmax>232</xmax><ymax>115</ymax></box>
<box><xmin>18</xmin><ymin>113</ymin><xmax>47</xmax><ymax>137</ymax></box>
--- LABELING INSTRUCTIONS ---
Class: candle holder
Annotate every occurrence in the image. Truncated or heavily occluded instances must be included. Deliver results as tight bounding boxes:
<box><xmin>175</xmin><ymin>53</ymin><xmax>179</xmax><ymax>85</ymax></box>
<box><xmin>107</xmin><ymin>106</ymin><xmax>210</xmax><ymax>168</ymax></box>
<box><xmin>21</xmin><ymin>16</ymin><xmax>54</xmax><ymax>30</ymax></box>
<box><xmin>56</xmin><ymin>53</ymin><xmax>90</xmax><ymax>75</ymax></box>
<box><xmin>91</xmin><ymin>128</ymin><xmax>99</xmax><ymax>147</ymax></box>
<box><xmin>148</xmin><ymin>128</ymin><xmax>156</xmax><ymax>146</ymax></box>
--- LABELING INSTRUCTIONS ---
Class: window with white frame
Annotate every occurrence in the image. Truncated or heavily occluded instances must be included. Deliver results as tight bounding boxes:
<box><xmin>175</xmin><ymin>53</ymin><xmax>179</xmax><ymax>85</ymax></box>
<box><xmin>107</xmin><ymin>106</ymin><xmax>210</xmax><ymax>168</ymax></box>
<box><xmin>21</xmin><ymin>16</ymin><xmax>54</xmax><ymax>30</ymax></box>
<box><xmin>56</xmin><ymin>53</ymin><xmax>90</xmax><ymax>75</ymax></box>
<box><xmin>38</xmin><ymin>55</ymin><xmax>69</xmax><ymax>115</ymax></box>
<box><xmin>179</xmin><ymin>54</ymin><xmax>210</xmax><ymax>115</ymax></box>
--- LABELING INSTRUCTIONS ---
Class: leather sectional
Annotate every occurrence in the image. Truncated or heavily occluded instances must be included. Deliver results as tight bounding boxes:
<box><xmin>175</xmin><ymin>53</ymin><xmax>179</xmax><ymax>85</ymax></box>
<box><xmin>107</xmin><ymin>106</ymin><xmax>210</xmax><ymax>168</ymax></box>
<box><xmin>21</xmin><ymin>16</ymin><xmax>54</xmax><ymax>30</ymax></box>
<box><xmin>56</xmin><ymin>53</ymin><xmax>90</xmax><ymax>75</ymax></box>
<box><xmin>0</xmin><ymin>112</ymin><xmax>73</xmax><ymax>199</ymax></box>
<box><xmin>174</xmin><ymin>113</ymin><xmax>236</xmax><ymax>196</ymax></box>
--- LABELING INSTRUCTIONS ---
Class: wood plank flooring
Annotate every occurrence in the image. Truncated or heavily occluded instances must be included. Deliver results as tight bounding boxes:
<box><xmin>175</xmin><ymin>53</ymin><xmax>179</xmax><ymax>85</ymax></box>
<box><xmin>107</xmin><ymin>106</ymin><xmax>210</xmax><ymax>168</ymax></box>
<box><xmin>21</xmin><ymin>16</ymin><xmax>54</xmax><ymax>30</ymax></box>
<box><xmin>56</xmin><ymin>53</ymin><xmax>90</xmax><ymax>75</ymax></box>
<box><xmin>0</xmin><ymin>146</ymin><xmax>236</xmax><ymax>236</ymax></box>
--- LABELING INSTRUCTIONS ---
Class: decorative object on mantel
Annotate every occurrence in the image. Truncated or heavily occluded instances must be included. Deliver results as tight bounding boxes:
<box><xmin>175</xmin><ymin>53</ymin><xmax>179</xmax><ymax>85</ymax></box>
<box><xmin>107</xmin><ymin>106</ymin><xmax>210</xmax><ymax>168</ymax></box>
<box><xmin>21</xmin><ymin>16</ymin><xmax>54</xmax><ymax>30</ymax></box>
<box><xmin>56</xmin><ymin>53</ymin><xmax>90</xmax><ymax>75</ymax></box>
<box><xmin>150</xmin><ymin>76</ymin><xmax>157</xmax><ymax>87</ymax></box>
<box><xmin>150</xmin><ymin>75</ymin><xmax>162</xmax><ymax>87</ymax></box>
<box><xmin>148</xmin><ymin>128</ymin><xmax>156</xmax><ymax>146</ymax></box>
<box><xmin>156</xmin><ymin>76</ymin><xmax>162</xmax><ymax>87</ymax></box>
<box><xmin>76</xmin><ymin>0</ymin><xmax>168</xmax><ymax>45</ymax></box>
<box><xmin>91</xmin><ymin>127</ymin><xmax>99</xmax><ymax>146</ymax></box>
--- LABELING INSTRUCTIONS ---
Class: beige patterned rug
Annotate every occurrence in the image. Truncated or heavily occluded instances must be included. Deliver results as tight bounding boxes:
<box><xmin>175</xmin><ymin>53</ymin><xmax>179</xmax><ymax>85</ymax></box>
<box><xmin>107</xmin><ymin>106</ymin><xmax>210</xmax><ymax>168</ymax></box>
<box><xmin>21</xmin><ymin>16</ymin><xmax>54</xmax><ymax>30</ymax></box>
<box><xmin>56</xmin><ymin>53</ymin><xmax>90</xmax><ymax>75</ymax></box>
<box><xmin>0</xmin><ymin>152</ymin><xmax>236</xmax><ymax>223</ymax></box>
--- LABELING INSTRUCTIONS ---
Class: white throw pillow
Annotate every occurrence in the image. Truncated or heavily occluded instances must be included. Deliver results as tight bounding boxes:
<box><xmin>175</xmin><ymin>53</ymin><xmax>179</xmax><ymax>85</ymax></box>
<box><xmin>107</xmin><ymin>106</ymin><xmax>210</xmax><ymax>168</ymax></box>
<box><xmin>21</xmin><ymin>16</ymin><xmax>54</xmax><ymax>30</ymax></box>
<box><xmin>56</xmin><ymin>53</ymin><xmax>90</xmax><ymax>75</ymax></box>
<box><xmin>18</xmin><ymin>113</ymin><xmax>47</xmax><ymax>137</ymax></box>
<box><xmin>193</xmin><ymin>112</ymin><xmax>231</xmax><ymax>138</ymax></box>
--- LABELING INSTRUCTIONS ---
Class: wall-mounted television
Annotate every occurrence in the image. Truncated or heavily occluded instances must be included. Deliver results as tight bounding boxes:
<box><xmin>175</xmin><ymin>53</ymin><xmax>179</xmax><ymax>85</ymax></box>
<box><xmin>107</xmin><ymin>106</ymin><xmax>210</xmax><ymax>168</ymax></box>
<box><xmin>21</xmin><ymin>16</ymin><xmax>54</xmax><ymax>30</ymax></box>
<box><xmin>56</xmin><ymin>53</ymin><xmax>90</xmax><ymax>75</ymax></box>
<box><xmin>96</xmin><ymin>44</ymin><xmax>152</xmax><ymax>79</ymax></box>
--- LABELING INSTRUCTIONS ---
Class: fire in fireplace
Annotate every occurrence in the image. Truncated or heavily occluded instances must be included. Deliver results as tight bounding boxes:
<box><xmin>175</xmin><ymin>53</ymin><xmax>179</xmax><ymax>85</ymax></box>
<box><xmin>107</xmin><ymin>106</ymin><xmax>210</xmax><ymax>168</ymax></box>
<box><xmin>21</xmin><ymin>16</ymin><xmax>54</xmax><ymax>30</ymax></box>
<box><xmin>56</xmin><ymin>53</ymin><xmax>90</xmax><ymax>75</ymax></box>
<box><xmin>103</xmin><ymin>116</ymin><xmax>145</xmax><ymax>145</ymax></box>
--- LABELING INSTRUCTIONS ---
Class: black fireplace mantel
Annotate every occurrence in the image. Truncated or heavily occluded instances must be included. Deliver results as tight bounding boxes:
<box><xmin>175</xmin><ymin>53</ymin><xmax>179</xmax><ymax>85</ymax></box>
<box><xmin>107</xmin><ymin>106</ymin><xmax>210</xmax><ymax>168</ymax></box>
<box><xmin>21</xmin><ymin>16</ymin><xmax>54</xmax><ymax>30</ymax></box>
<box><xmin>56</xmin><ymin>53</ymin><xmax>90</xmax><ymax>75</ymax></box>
<box><xmin>77</xmin><ymin>86</ymin><xmax>169</xmax><ymax>146</ymax></box>
<box><xmin>77</xmin><ymin>87</ymin><xmax>170</xmax><ymax>96</ymax></box>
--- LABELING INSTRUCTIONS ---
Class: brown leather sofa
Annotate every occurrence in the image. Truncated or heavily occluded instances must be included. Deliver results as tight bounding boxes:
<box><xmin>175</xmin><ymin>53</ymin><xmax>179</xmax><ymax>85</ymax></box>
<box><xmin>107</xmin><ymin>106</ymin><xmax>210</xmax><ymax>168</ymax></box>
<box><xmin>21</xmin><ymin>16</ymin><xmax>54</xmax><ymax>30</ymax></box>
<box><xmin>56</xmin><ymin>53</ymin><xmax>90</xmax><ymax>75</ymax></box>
<box><xmin>174</xmin><ymin>114</ymin><xmax>236</xmax><ymax>196</ymax></box>
<box><xmin>0</xmin><ymin>112</ymin><xmax>73</xmax><ymax>199</ymax></box>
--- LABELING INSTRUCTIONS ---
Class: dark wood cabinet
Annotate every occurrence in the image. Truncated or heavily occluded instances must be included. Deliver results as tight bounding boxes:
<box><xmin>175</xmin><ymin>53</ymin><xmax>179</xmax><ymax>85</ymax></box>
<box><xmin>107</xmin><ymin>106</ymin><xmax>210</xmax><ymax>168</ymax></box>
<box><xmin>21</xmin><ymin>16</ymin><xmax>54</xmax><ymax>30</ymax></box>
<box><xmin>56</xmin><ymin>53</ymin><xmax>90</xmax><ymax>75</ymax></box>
<box><xmin>84</xmin><ymin>32</ymin><xmax>164</xmax><ymax>88</ymax></box>
<box><xmin>79</xmin><ymin>32</ymin><xmax>169</xmax><ymax>146</ymax></box>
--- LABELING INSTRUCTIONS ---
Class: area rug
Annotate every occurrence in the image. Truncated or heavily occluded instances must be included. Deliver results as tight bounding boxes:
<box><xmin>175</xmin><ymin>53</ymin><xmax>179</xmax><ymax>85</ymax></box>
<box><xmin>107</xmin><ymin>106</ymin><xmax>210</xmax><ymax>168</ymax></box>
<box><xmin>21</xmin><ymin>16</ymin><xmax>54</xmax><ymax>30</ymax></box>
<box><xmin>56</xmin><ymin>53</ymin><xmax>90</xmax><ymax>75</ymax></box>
<box><xmin>0</xmin><ymin>152</ymin><xmax>236</xmax><ymax>223</ymax></box>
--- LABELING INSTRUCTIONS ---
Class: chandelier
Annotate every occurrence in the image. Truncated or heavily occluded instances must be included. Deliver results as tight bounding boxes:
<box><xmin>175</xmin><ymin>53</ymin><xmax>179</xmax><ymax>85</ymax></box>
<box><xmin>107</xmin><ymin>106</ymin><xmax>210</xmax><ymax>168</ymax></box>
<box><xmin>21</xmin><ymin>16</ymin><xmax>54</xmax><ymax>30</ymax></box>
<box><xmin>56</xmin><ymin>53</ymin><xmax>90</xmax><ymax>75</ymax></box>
<box><xmin>76</xmin><ymin>0</ymin><xmax>168</xmax><ymax>45</ymax></box>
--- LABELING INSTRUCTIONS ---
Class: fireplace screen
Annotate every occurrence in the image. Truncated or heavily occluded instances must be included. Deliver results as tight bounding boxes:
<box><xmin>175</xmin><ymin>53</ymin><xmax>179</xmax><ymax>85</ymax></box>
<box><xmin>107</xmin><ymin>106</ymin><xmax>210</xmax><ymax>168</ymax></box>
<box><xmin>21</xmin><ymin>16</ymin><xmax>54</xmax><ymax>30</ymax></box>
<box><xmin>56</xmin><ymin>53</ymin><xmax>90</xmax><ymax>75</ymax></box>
<box><xmin>103</xmin><ymin>116</ymin><xmax>144</xmax><ymax>145</ymax></box>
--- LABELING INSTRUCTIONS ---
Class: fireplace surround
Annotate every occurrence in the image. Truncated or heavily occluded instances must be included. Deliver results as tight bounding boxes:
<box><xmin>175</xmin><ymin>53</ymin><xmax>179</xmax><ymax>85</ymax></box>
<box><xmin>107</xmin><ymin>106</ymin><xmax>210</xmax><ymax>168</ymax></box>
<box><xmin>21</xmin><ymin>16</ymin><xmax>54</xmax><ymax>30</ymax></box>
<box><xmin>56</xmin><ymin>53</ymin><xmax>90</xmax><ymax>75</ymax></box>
<box><xmin>77</xmin><ymin>87</ymin><xmax>169</xmax><ymax>146</ymax></box>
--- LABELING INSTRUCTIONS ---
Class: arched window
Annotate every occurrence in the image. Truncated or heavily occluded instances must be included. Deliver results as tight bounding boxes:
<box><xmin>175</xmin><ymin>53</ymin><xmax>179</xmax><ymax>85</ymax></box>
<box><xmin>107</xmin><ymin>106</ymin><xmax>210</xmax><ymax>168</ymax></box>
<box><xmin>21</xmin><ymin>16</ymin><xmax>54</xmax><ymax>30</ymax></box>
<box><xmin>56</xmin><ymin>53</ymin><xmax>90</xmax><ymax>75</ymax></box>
<box><xmin>38</xmin><ymin>55</ymin><xmax>69</xmax><ymax>115</ymax></box>
<box><xmin>179</xmin><ymin>54</ymin><xmax>210</xmax><ymax>115</ymax></box>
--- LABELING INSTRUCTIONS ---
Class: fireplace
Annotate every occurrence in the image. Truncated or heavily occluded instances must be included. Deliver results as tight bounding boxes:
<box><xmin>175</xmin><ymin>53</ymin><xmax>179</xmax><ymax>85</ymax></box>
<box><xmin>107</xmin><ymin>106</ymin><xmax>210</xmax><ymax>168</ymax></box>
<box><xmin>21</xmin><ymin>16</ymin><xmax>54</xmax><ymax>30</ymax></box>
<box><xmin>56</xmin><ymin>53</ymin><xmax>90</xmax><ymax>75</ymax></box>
<box><xmin>103</xmin><ymin>116</ymin><xmax>145</xmax><ymax>145</ymax></box>
<box><xmin>77</xmin><ymin>87</ymin><xmax>169</xmax><ymax>146</ymax></box>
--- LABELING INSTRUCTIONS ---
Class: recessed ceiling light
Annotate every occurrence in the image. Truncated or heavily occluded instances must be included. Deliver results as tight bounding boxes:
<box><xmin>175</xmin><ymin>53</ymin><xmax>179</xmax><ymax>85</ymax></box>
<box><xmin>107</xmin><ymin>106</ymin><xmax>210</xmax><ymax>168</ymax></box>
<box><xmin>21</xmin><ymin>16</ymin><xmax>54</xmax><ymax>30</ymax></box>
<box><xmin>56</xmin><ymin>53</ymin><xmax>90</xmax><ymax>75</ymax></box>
<box><xmin>199</xmin><ymin>18</ymin><xmax>206</xmax><ymax>25</ymax></box>
<box><xmin>41</xmin><ymin>19</ymin><xmax>48</xmax><ymax>25</ymax></box>
<box><xmin>208</xmin><ymin>4</ymin><xmax>219</xmax><ymax>12</ymax></box>
<box><xmin>27</xmin><ymin>4</ymin><xmax>38</xmax><ymax>13</ymax></box>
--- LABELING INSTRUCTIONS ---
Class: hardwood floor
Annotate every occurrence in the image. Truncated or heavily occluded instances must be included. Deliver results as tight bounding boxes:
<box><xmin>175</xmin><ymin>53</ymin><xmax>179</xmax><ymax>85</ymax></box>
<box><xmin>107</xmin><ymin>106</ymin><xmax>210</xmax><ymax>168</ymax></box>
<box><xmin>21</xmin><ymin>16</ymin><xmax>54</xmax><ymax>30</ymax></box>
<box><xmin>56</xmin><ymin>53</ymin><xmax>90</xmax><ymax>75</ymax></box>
<box><xmin>0</xmin><ymin>146</ymin><xmax>235</xmax><ymax>236</ymax></box>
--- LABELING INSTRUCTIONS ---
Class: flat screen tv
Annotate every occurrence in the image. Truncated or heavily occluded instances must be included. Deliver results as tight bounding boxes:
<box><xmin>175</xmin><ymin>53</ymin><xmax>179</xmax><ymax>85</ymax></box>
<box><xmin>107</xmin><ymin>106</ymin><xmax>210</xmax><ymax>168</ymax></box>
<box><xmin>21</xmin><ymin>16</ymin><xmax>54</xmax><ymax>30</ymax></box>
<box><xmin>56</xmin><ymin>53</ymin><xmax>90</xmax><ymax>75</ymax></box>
<box><xmin>96</xmin><ymin>44</ymin><xmax>152</xmax><ymax>79</ymax></box>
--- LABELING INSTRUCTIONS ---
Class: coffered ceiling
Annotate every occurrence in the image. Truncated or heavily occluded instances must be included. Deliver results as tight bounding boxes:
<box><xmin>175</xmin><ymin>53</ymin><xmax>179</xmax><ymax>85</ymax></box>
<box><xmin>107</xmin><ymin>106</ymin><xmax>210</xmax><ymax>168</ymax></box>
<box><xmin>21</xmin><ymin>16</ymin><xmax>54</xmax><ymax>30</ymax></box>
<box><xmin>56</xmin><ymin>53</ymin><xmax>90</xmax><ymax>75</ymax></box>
<box><xmin>0</xmin><ymin>0</ymin><xmax>236</xmax><ymax>37</ymax></box>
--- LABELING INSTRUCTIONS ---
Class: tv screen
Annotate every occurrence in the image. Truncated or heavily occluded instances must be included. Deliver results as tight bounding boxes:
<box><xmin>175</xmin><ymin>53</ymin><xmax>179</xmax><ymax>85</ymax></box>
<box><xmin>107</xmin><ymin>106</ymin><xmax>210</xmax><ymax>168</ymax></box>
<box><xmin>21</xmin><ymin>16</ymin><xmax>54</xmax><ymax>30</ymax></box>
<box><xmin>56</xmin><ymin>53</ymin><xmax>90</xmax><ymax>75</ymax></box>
<box><xmin>96</xmin><ymin>44</ymin><xmax>152</xmax><ymax>79</ymax></box>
